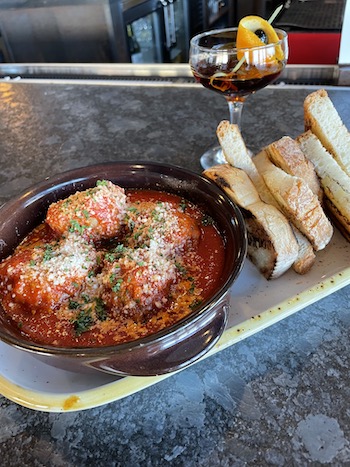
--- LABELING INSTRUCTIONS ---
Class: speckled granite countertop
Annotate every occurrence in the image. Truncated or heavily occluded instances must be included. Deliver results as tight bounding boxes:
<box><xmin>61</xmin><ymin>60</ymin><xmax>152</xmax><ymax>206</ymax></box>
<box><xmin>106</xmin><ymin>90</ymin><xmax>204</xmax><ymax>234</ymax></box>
<box><xmin>0</xmin><ymin>80</ymin><xmax>350</xmax><ymax>466</ymax></box>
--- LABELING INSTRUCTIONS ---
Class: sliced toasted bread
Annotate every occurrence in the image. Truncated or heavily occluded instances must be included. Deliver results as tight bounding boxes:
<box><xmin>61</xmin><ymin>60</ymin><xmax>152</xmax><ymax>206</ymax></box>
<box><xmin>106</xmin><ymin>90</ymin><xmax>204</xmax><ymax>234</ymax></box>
<box><xmin>304</xmin><ymin>89</ymin><xmax>350</xmax><ymax>178</ymax></box>
<box><xmin>217</xmin><ymin>121</ymin><xmax>276</xmax><ymax>205</ymax></box>
<box><xmin>203</xmin><ymin>163</ymin><xmax>261</xmax><ymax>208</ymax></box>
<box><xmin>217</xmin><ymin>121</ymin><xmax>252</xmax><ymax>170</ymax></box>
<box><xmin>216</xmin><ymin>123</ymin><xmax>316</xmax><ymax>274</ymax></box>
<box><xmin>245</xmin><ymin>201</ymin><xmax>299</xmax><ymax>280</ymax></box>
<box><xmin>265</xmin><ymin>136</ymin><xmax>322</xmax><ymax>201</ymax></box>
<box><xmin>323</xmin><ymin>199</ymin><xmax>350</xmax><ymax>242</ymax></box>
<box><xmin>253</xmin><ymin>150</ymin><xmax>333</xmax><ymax>251</ymax></box>
<box><xmin>296</xmin><ymin>130</ymin><xmax>350</xmax><ymax>241</ymax></box>
<box><xmin>249</xmin><ymin>148</ymin><xmax>316</xmax><ymax>274</ymax></box>
<box><xmin>203</xmin><ymin>164</ymin><xmax>299</xmax><ymax>279</ymax></box>
<box><xmin>291</xmin><ymin>227</ymin><xmax>316</xmax><ymax>275</ymax></box>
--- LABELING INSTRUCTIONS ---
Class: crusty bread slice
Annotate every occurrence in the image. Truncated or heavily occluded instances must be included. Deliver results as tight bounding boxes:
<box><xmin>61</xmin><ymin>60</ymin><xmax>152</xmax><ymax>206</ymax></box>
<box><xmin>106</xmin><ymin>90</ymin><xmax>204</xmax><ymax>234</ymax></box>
<box><xmin>204</xmin><ymin>164</ymin><xmax>299</xmax><ymax>279</ymax></box>
<box><xmin>216</xmin><ymin>122</ymin><xmax>316</xmax><ymax>274</ymax></box>
<box><xmin>217</xmin><ymin>121</ymin><xmax>252</xmax><ymax>169</ymax></box>
<box><xmin>247</xmin><ymin>148</ymin><xmax>316</xmax><ymax>274</ymax></box>
<box><xmin>265</xmin><ymin>136</ymin><xmax>322</xmax><ymax>201</ymax></box>
<box><xmin>324</xmin><ymin>198</ymin><xmax>350</xmax><ymax>242</ymax></box>
<box><xmin>291</xmin><ymin>227</ymin><xmax>316</xmax><ymax>275</ymax></box>
<box><xmin>253</xmin><ymin>150</ymin><xmax>333</xmax><ymax>251</ymax></box>
<box><xmin>217</xmin><ymin>121</ymin><xmax>276</xmax><ymax>205</ymax></box>
<box><xmin>304</xmin><ymin>89</ymin><xmax>350</xmax><ymax>178</ymax></box>
<box><xmin>203</xmin><ymin>162</ymin><xmax>261</xmax><ymax>208</ymax></box>
<box><xmin>296</xmin><ymin>130</ymin><xmax>350</xmax><ymax>241</ymax></box>
<box><xmin>245</xmin><ymin>202</ymin><xmax>299</xmax><ymax>280</ymax></box>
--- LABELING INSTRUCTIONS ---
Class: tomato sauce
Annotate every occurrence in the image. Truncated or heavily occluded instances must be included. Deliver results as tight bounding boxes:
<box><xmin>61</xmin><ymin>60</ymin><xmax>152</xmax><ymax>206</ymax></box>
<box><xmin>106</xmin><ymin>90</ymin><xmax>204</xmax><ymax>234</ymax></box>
<box><xmin>0</xmin><ymin>187</ymin><xmax>226</xmax><ymax>348</ymax></box>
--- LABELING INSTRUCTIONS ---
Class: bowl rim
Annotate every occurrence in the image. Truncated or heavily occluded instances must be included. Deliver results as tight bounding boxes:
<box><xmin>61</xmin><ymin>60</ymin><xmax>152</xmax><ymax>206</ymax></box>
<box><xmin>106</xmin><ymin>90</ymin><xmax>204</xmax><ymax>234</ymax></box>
<box><xmin>0</xmin><ymin>161</ymin><xmax>247</xmax><ymax>357</ymax></box>
<box><xmin>190</xmin><ymin>27</ymin><xmax>288</xmax><ymax>53</ymax></box>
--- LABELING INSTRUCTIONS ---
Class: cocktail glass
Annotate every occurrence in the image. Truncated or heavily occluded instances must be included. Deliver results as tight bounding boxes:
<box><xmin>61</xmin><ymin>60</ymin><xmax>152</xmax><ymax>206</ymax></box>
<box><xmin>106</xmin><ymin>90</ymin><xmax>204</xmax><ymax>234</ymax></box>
<box><xmin>189</xmin><ymin>27</ymin><xmax>288</xmax><ymax>169</ymax></box>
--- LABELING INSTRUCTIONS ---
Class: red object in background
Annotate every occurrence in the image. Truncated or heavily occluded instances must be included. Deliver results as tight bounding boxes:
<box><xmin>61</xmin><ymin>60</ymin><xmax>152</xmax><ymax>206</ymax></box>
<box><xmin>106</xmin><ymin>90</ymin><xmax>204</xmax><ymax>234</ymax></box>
<box><xmin>287</xmin><ymin>32</ymin><xmax>341</xmax><ymax>65</ymax></box>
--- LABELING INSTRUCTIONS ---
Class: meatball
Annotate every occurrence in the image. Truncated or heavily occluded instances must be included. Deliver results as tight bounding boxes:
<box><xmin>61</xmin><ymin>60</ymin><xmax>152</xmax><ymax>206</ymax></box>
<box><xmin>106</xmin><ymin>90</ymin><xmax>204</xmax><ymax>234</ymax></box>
<box><xmin>102</xmin><ymin>246</ymin><xmax>177</xmax><ymax>321</ymax></box>
<box><xmin>124</xmin><ymin>201</ymin><xmax>200</xmax><ymax>255</ymax></box>
<box><xmin>0</xmin><ymin>233</ymin><xmax>97</xmax><ymax>312</ymax></box>
<box><xmin>46</xmin><ymin>180</ymin><xmax>127</xmax><ymax>242</ymax></box>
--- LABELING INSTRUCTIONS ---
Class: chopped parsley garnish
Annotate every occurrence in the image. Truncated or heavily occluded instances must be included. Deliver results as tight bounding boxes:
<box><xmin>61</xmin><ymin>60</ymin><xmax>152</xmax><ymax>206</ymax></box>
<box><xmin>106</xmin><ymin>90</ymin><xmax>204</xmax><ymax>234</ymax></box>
<box><xmin>105</xmin><ymin>252</ymin><xmax>116</xmax><ymax>263</ymax></box>
<box><xmin>68</xmin><ymin>299</ymin><xmax>80</xmax><ymax>310</ymax></box>
<box><xmin>69</xmin><ymin>296</ymin><xmax>107</xmax><ymax>328</ymax></box>
<box><xmin>112</xmin><ymin>278</ymin><xmax>123</xmax><ymax>293</ymax></box>
<box><xmin>151</xmin><ymin>209</ymin><xmax>162</xmax><ymax>222</ymax></box>
<box><xmin>175</xmin><ymin>262</ymin><xmax>187</xmax><ymax>275</ymax></box>
<box><xmin>96</xmin><ymin>180</ymin><xmax>108</xmax><ymax>187</ymax></box>
<box><xmin>95</xmin><ymin>298</ymin><xmax>107</xmax><ymax>321</ymax></box>
<box><xmin>43</xmin><ymin>245</ymin><xmax>53</xmax><ymax>262</ymax></box>
<box><xmin>201</xmin><ymin>215</ymin><xmax>214</xmax><ymax>226</ymax></box>
<box><xmin>179</xmin><ymin>199</ymin><xmax>187</xmax><ymax>212</ymax></box>
<box><xmin>81</xmin><ymin>293</ymin><xmax>90</xmax><ymax>303</ymax></box>
<box><xmin>72</xmin><ymin>310</ymin><xmax>94</xmax><ymax>336</ymax></box>
<box><xmin>188</xmin><ymin>276</ymin><xmax>195</xmax><ymax>294</ymax></box>
<box><xmin>105</xmin><ymin>244</ymin><xmax>126</xmax><ymax>262</ymax></box>
<box><xmin>114</xmin><ymin>244</ymin><xmax>125</xmax><ymax>254</ymax></box>
<box><xmin>69</xmin><ymin>219</ymin><xmax>87</xmax><ymax>235</ymax></box>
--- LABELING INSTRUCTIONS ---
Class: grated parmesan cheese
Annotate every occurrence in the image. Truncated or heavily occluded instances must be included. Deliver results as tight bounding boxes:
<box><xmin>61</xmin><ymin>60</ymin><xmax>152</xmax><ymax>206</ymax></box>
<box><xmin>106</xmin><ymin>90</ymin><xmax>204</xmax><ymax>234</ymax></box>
<box><xmin>0</xmin><ymin>184</ymin><xmax>225</xmax><ymax>347</ymax></box>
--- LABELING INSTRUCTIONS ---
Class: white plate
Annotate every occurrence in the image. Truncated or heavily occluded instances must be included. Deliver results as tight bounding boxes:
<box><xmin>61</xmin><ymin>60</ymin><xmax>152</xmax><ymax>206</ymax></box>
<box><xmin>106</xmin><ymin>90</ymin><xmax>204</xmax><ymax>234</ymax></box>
<box><xmin>1</xmin><ymin>229</ymin><xmax>349</xmax><ymax>412</ymax></box>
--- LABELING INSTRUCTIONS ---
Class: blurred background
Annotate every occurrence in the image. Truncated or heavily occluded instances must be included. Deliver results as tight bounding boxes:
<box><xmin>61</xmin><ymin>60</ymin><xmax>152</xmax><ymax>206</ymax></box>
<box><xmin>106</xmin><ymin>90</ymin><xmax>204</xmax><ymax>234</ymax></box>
<box><xmin>0</xmin><ymin>0</ymin><xmax>348</xmax><ymax>85</ymax></box>
<box><xmin>0</xmin><ymin>0</ymin><xmax>346</xmax><ymax>65</ymax></box>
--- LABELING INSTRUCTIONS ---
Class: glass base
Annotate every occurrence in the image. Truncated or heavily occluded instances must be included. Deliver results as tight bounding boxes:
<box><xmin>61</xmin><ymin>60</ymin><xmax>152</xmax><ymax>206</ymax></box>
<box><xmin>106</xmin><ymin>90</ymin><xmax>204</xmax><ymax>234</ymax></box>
<box><xmin>200</xmin><ymin>144</ymin><xmax>227</xmax><ymax>170</ymax></box>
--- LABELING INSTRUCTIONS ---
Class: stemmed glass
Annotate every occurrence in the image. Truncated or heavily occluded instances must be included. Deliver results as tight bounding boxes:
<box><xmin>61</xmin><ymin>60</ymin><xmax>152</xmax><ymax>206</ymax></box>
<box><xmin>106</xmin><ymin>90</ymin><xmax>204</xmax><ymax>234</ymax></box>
<box><xmin>189</xmin><ymin>27</ymin><xmax>288</xmax><ymax>169</ymax></box>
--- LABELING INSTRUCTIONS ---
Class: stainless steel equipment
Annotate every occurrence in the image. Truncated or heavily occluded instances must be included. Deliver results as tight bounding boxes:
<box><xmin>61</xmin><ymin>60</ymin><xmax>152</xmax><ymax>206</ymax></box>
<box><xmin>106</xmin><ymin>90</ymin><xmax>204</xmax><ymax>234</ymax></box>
<box><xmin>122</xmin><ymin>0</ymin><xmax>190</xmax><ymax>63</ymax></box>
<box><xmin>0</xmin><ymin>0</ymin><xmax>190</xmax><ymax>64</ymax></box>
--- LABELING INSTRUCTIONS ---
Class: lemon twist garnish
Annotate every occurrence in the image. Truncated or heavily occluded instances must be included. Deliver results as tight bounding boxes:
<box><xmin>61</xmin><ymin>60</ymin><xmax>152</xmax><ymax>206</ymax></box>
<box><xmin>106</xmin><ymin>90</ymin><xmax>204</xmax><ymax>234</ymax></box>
<box><xmin>232</xmin><ymin>4</ymin><xmax>284</xmax><ymax>72</ymax></box>
<box><xmin>208</xmin><ymin>5</ymin><xmax>284</xmax><ymax>88</ymax></box>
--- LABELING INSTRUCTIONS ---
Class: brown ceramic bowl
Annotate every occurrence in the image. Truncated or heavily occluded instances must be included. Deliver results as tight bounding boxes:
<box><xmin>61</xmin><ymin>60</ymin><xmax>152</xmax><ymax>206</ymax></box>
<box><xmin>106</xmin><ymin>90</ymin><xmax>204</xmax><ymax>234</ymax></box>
<box><xmin>0</xmin><ymin>162</ymin><xmax>247</xmax><ymax>376</ymax></box>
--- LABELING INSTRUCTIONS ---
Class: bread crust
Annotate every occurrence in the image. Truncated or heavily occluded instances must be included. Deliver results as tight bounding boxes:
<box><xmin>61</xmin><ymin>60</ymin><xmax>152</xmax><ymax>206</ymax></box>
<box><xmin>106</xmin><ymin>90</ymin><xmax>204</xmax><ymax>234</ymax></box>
<box><xmin>205</xmin><ymin>89</ymin><xmax>350</xmax><ymax>278</ymax></box>
<box><xmin>324</xmin><ymin>198</ymin><xmax>350</xmax><ymax>243</ymax></box>
<box><xmin>304</xmin><ymin>89</ymin><xmax>350</xmax><ymax>178</ymax></box>
<box><xmin>204</xmin><ymin>162</ymin><xmax>261</xmax><ymax>208</ymax></box>
<box><xmin>265</xmin><ymin>136</ymin><xmax>322</xmax><ymax>202</ymax></box>
<box><xmin>253</xmin><ymin>150</ymin><xmax>333</xmax><ymax>251</ymax></box>
<box><xmin>291</xmin><ymin>227</ymin><xmax>316</xmax><ymax>274</ymax></box>
<box><xmin>217</xmin><ymin>121</ymin><xmax>252</xmax><ymax>170</ymax></box>
<box><xmin>203</xmin><ymin>164</ymin><xmax>299</xmax><ymax>279</ymax></box>
<box><xmin>217</xmin><ymin>122</ymin><xmax>278</xmax><ymax>206</ymax></box>
<box><xmin>297</xmin><ymin>130</ymin><xmax>350</xmax><ymax>242</ymax></box>
<box><xmin>215</xmin><ymin>122</ymin><xmax>318</xmax><ymax>275</ymax></box>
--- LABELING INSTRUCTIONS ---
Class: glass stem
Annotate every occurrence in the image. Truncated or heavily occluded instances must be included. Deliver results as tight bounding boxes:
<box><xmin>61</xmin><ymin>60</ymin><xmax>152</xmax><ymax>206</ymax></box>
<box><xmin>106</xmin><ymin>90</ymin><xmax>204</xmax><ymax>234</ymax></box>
<box><xmin>227</xmin><ymin>99</ymin><xmax>245</xmax><ymax>130</ymax></box>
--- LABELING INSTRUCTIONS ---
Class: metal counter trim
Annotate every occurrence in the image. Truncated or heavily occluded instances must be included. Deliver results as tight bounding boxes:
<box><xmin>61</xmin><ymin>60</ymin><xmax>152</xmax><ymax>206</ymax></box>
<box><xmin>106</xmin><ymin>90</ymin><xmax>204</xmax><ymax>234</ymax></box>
<box><xmin>0</xmin><ymin>63</ymin><xmax>340</xmax><ymax>85</ymax></box>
